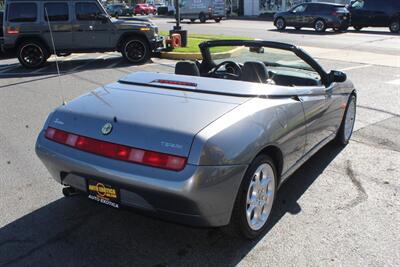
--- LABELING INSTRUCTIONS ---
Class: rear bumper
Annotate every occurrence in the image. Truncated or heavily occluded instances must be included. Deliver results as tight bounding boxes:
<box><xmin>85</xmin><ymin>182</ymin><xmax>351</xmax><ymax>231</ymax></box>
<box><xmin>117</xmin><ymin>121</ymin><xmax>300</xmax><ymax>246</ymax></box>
<box><xmin>35</xmin><ymin>130</ymin><xmax>247</xmax><ymax>227</ymax></box>
<box><xmin>327</xmin><ymin>17</ymin><xmax>350</xmax><ymax>28</ymax></box>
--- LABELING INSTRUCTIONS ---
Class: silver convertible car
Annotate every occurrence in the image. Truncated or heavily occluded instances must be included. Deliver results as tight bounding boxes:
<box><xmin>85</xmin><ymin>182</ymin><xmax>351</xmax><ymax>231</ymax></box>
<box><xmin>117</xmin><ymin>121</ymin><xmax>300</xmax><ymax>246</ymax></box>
<box><xmin>36</xmin><ymin>40</ymin><xmax>356</xmax><ymax>239</ymax></box>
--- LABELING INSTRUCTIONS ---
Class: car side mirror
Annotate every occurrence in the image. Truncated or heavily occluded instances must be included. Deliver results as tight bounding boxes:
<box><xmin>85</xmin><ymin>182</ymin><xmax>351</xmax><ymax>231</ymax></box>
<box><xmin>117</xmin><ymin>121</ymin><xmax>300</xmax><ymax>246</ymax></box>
<box><xmin>330</xmin><ymin>70</ymin><xmax>347</xmax><ymax>83</ymax></box>
<box><xmin>97</xmin><ymin>13</ymin><xmax>109</xmax><ymax>22</ymax></box>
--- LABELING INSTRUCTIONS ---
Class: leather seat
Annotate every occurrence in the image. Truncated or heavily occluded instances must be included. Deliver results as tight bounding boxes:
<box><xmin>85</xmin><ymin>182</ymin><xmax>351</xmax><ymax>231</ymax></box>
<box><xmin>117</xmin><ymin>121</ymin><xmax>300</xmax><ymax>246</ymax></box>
<box><xmin>175</xmin><ymin>61</ymin><xmax>200</xmax><ymax>76</ymax></box>
<box><xmin>240</xmin><ymin>61</ymin><xmax>269</xmax><ymax>83</ymax></box>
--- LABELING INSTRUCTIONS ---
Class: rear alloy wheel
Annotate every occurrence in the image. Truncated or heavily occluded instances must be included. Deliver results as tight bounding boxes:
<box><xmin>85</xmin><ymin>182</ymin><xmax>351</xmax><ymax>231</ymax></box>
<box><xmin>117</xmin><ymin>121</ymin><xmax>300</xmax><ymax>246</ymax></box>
<box><xmin>122</xmin><ymin>37</ymin><xmax>150</xmax><ymax>64</ymax></box>
<box><xmin>214</xmin><ymin>17</ymin><xmax>222</xmax><ymax>23</ymax></box>
<box><xmin>275</xmin><ymin>17</ymin><xmax>286</xmax><ymax>31</ymax></box>
<box><xmin>190</xmin><ymin>18</ymin><xmax>196</xmax><ymax>23</ymax></box>
<box><xmin>314</xmin><ymin>19</ymin><xmax>327</xmax><ymax>32</ymax></box>
<box><xmin>353</xmin><ymin>26</ymin><xmax>362</xmax><ymax>31</ymax></box>
<box><xmin>335</xmin><ymin>94</ymin><xmax>357</xmax><ymax>146</ymax></box>
<box><xmin>229</xmin><ymin>155</ymin><xmax>277</xmax><ymax>239</ymax></box>
<box><xmin>199</xmin><ymin>13</ymin><xmax>207</xmax><ymax>23</ymax></box>
<box><xmin>295</xmin><ymin>27</ymin><xmax>301</xmax><ymax>30</ymax></box>
<box><xmin>389</xmin><ymin>21</ymin><xmax>400</xmax><ymax>33</ymax></box>
<box><xmin>17</xmin><ymin>41</ymin><xmax>48</xmax><ymax>68</ymax></box>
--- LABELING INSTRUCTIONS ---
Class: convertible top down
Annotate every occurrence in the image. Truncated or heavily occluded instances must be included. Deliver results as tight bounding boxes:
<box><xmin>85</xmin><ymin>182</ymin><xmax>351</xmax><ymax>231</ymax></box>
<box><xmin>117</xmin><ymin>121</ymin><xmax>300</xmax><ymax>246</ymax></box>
<box><xmin>36</xmin><ymin>40</ymin><xmax>356</xmax><ymax>239</ymax></box>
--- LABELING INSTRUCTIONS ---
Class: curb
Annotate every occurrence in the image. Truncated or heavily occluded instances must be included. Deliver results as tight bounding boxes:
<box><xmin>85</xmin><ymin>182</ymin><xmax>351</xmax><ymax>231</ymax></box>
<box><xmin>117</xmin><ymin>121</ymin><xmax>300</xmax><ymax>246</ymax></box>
<box><xmin>159</xmin><ymin>46</ymin><xmax>244</xmax><ymax>61</ymax></box>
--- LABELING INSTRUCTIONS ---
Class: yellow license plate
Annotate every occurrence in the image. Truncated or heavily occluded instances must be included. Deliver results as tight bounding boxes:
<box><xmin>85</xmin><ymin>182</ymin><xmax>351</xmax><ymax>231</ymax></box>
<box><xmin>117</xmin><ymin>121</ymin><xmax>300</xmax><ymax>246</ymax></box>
<box><xmin>87</xmin><ymin>179</ymin><xmax>120</xmax><ymax>208</ymax></box>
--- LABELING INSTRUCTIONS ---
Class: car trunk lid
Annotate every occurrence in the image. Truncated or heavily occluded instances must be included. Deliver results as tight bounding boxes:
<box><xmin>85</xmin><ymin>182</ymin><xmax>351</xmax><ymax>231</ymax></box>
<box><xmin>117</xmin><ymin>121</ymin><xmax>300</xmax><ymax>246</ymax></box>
<box><xmin>47</xmin><ymin>78</ymin><xmax>250</xmax><ymax>157</ymax></box>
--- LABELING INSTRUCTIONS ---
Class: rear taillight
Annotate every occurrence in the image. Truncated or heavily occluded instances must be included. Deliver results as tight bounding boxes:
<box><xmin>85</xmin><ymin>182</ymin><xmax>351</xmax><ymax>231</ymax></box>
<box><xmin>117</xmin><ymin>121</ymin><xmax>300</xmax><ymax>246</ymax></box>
<box><xmin>45</xmin><ymin>127</ymin><xmax>187</xmax><ymax>171</ymax></box>
<box><xmin>6</xmin><ymin>27</ymin><xmax>19</xmax><ymax>35</ymax></box>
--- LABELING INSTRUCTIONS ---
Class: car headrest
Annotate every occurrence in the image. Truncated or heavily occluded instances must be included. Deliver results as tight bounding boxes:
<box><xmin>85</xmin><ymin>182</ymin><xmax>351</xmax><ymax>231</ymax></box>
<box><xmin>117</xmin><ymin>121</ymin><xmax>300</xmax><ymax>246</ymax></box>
<box><xmin>241</xmin><ymin>61</ymin><xmax>269</xmax><ymax>83</ymax></box>
<box><xmin>175</xmin><ymin>61</ymin><xmax>200</xmax><ymax>76</ymax></box>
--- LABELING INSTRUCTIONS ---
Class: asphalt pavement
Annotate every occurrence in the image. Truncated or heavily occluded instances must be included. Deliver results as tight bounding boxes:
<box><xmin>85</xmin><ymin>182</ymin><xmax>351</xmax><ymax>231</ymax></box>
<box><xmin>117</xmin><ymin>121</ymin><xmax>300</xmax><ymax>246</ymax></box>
<box><xmin>0</xmin><ymin>18</ymin><xmax>399</xmax><ymax>267</ymax></box>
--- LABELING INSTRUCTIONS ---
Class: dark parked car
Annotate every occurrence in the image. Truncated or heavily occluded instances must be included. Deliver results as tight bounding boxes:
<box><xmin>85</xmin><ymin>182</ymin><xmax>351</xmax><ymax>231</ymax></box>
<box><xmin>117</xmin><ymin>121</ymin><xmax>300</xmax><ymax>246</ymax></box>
<box><xmin>274</xmin><ymin>3</ymin><xmax>350</xmax><ymax>32</ymax></box>
<box><xmin>348</xmin><ymin>0</ymin><xmax>400</xmax><ymax>33</ymax></box>
<box><xmin>106</xmin><ymin>4</ymin><xmax>133</xmax><ymax>17</ymax></box>
<box><xmin>1</xmin><ymin>0</ymin><xmax>163</xmax><ymax>68</ymax></box>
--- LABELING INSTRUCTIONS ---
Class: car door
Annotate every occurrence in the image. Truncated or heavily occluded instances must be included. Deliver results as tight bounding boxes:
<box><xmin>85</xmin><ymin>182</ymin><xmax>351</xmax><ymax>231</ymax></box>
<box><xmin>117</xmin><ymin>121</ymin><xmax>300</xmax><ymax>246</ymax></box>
<box><xmin>42</xmin><ymin>2</ymin><xmax>72</xmax><ymax>50</ymax></box>
<box><xmin>72</xmin><ymin>1</ymin><xmax>112</xmax><ymax>50</ymax></box>
<box><xmin>364</xmin><ymin>0</ymin><xmax>389</xmax><ymax>27</ymax></box>
<box><xmin>290</xmin><ymin>4</ymin><xmax>308</xmax><ymax>27</ymax></box>
<box><xmin>349</xmin><ymin>0</ymin><xmax>369</xmax><ymax>26</ymax></box>
<box><xmin>298</xmin><ymin>82</ymin><xmax>344</xmax><ymax>153</ymax></box>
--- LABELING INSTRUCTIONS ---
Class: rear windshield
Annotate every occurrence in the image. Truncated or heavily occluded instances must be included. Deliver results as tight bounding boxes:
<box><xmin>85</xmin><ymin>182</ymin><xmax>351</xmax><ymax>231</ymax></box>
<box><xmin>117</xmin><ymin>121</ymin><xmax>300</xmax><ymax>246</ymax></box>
<box><xmin>8</xmin><ymin>3</ymin><xmax>37</xmax><ymax>22</ymax></box>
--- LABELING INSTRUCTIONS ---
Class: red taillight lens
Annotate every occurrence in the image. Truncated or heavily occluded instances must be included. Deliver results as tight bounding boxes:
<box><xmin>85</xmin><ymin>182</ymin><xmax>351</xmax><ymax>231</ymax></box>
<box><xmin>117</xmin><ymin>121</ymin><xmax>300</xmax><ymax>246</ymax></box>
<box><xmin>44</xmin><ymin>127</ymin><xmax>187</xmax><ymax>171</ymax></box>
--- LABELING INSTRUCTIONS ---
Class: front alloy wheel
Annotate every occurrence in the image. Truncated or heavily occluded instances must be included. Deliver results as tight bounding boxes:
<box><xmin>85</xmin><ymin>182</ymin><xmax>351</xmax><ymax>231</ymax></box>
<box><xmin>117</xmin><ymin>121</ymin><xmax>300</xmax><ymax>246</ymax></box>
<box><xmin>122</xmin><ymin>37</ymin><xmax>149</xmax><ymax>64</ymax></box>
<box><xmin>336</xmin><ymin>94</ymin><xmax>357</xmax><ymax>145</ymax></box>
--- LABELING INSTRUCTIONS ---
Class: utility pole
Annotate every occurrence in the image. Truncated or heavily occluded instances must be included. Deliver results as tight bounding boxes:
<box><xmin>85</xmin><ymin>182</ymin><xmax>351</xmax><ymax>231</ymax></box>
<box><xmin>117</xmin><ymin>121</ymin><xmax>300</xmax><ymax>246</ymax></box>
<box><xmin>174</xmin><ymin>0</ymin><xmax>181</xmax><ymax>30</ymax></box>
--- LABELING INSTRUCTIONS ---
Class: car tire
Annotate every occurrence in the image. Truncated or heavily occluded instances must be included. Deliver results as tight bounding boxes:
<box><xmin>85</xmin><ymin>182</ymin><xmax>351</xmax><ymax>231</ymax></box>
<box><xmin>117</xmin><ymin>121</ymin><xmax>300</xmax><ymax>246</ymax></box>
<box><xmin>228</xmin><ymin>154</ymin><xmax>278</xmax><ymax>240</ymax></box>
<box><xmin>190</xmin><ymin>18</ymin><xmax>196</xmax><ymax>23</ymax></box>
<box><xmin>389</xmin><ymin>20</ymin><xmax>400</xmax><ymax>33</ymax></box>
<box><xmin>215</xmin><ymin>17</ymin><xmax>222</xmax><ymax>23</ymax></box>
<box><xmin>141</xmin><ymin>11</ymin><xmax>145</xmax><ymax>15</ymax></box>
<box><xmin>17</xmin><ymin>40</ymin><xmax>49</xmax><ymax>69</ymax></box>
<box><xmin>295</xmin><ymin>27</ymin><xmax>301</xmax><ymax>31</ymax></box>
<box><xmin>335</xmin><ymin>94</ymin><xmax>357</xmax><ymax>146</ymax></box>
<box><xmin>199</xmin><ymin>13</ymin><xmax>207</xmax><ymax>23</ymax></box>
<box><xmin>314</xmin><ymin>19</ymin><xmax>327</xmax><ymax>32</ymax></box>
<box><xmin>353</xmin><ymin>26</ymin><xmax>362</xmax><ymax>31</ymax></box>
<box><xmin>121</xmin><ymin>36</ymin><xmax>150</xmax><ymax>64</ymax></box>
<box><xmin>275</xmin><ymin>17</ymin><xmax>286</xmax><ymax>31</ymax></box>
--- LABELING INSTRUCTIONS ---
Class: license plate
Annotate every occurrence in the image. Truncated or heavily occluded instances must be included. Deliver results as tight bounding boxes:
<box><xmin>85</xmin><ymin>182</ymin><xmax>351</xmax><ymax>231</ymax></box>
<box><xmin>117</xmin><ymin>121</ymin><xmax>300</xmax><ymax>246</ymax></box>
<box><xmin>87</xmin><ymin>179</ymin><xmax>120</xmax><ymax>208</ymax></box>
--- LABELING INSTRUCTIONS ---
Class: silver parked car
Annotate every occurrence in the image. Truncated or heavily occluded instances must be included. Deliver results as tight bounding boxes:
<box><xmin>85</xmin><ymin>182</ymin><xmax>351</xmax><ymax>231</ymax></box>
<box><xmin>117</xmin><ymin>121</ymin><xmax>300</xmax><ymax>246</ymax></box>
<box><xmin>36</xmin><ymin>40</ymin><xmax>356</xmax><ymax>239</ymax></box>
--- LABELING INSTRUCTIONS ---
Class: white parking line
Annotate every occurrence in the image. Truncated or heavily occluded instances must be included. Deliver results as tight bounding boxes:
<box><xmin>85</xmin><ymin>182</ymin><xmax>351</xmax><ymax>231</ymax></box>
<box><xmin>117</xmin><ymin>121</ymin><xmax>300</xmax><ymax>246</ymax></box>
<box><xmin>63</xmin><ymin>54</ymin><xmax>85</xmax><ymax>61</ymax></box>
<box><xmin>339</xmin><ymin>64</ymin><xmax>373</xmax><ymax>71</ymax></box>
<box><xmin>386</xmin><ymin>79</ymin><xmax>400</xmax><ymax>85</ymax></box>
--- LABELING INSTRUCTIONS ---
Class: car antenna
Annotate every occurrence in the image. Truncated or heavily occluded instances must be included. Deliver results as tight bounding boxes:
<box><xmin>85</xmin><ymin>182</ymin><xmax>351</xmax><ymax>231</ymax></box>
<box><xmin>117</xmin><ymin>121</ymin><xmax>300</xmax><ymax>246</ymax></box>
<box><xmin>44</xmin><ymin>7</ymin><xmax>66</xmax><ymax>106</ymax></box>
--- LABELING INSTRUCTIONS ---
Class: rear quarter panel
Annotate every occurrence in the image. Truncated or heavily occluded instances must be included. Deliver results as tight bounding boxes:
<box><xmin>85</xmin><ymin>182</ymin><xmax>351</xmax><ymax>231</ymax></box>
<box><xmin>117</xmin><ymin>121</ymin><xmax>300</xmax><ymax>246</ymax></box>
<box><xmin>189</xmin><ymin>97</ymin><xmax>307</xmax><ymax>176</ymax></box>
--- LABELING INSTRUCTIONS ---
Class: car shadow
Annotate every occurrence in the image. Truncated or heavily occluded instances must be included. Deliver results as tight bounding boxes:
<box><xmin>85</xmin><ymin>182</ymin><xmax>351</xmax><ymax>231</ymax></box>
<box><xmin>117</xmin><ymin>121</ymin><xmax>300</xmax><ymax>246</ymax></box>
<box><xmin>0</xmin><ymin>143</ymin><xmax>343</xmax><ymax>266</ymax></box>
<box><xmin>269</xmin><ymin>28</ymin><xmax>397</xmax><ymax>36</ymax></box>
<box><xmin>346</xmin><ymin>28</ymin><xmax>397</xmax><ymax>35</ymax></box>
<box><xmin>0</xmin><ymin>56</ymin><xmax>157</xmax><ymax>79</ymax></box>
<box><xmin>269</xmin><ymin>28</ymin><xmax>344</xmax><ymax>35</ymax></box>
<box><xmin>166</xmin><ymin>20</ymin><xmax>219</xmax><ymax>24</ymax></box>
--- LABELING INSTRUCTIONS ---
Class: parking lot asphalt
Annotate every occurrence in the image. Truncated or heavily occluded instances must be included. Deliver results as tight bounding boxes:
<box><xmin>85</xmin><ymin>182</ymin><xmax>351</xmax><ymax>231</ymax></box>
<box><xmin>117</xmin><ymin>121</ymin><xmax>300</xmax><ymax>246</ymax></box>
<box><xmin>0</xmin><ymin>19</ymin><xmax>399</xmax><ymax>266</ymax></box>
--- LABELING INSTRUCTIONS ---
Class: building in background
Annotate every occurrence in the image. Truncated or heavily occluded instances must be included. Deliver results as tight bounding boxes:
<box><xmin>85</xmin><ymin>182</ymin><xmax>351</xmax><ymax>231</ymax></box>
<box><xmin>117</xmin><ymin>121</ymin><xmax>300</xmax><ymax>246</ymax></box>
<box><xmin>243</xmin><ymin>0</ymin><xmax>350</xmax><ymax>16</ymax></box>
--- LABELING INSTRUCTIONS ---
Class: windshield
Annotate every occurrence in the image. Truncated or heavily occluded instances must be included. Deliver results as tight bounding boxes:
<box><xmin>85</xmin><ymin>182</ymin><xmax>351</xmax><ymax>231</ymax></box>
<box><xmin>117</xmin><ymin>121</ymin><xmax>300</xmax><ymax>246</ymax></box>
<box><xmin>210</xmin><ymin>45</ymin><xmax>317</xmax><ymax>73</ymax></box>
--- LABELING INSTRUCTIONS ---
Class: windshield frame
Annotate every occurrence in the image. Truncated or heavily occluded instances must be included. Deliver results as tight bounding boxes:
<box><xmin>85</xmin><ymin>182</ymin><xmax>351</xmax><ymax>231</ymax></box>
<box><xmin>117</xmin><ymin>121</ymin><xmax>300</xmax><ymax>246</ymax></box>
<box><xmin>199</xmin><ymin>40</ymin><xmax>329</xmax><ymax>86</ymax></box>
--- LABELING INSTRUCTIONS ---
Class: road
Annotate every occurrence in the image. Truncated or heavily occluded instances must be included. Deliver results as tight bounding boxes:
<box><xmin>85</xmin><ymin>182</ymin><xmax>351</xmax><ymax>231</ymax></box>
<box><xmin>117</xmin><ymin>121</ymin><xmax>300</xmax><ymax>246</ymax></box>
<box><xmin>0</xmin><ymin>18</ymin><xmax>399</xmax><ymax>267</ymax></box>
<box><xmin>153</xmin><ymin>17</ymin><xmax>400</xmax><ymax>56</ymax></box>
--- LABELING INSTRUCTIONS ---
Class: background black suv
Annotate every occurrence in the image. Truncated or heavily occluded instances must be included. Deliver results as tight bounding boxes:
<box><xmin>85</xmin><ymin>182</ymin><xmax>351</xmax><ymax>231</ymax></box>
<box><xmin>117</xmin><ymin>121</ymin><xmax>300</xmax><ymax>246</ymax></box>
<box><xmin>274</xmin><ymin>3</ymin><xmax>350</xmax><ymax>33</ymax></box>
<box><xmin>1</xmin><ymin>0</ymin><xmax>163</xmax><ymax>68</ymax></box>
<box><xmin>348</xmin><ymin>0</ymin><xmax>400</xmax><ymax>33</ymax></box>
